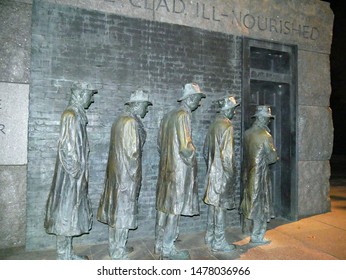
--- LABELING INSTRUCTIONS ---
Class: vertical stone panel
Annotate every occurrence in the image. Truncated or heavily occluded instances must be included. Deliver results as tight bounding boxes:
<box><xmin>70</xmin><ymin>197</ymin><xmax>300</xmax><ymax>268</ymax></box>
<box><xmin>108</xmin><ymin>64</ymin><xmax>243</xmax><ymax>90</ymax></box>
<box><xmin>298</xmin><ymin>50</ymin><xmax>331</xmax><ymax>106</ymax></box>
<box><xmin>298</xmin><ymin>161</ymin><xmax>331</xmax><ymax>217</ymax></box>
<box><xmin>298</xmin><ymin>106</ymin><xmax>333</xmax><ymax>161</ymax></box>
<box><xmin>0</xmin><ymin>166</ymin><xmax>27</xmax><ymax>249</ymax></box>
<box><xmin>0</xmin><ymin>0</ymin><xmax>32</xmax><ymax>250</ymax></box>
<box><xmin>0</xmin><ymin>83</ymin><xmax>29</xmax><ymax>165</ymax></box>
<box><xmin>0</xmin><ymin>0</ymin><xmax>32</xmax><ymax>83</ymax></box>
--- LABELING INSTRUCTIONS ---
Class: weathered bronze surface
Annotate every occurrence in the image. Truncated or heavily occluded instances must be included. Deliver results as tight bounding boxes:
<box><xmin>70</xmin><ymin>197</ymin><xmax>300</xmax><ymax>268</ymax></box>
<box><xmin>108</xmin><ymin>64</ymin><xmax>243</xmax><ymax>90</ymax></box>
<box><xmin>44</xmin><ymin>81</ymin><xmax>98</xmax><ymax>260</ymax></box>
<box><xmin>203</xmin><ymin>96</ymin><xmax>239</xmax><ymax>252</ymax></box>
<box><xmin>240</xmin><ymin>105</ymin><xmax>279</xmax><ymax>244</ymax></box>
<box><xmin>155</xmin><ymin>83</ymin><xmax>205</xmax><ymax>260</ymax></box>
<box><xmin>97</xmin><ymin>89</ymin><xmax>152</xmax><ymax>260</ymax></box>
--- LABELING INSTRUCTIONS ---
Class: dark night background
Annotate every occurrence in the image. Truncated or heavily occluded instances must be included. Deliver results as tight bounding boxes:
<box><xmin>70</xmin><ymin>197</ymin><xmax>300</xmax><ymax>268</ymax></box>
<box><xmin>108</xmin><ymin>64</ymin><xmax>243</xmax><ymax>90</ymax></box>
<box><xmin>325</xmin><ymin>0</ymin><xmax>346</xmax><ymax>157</ymax></box>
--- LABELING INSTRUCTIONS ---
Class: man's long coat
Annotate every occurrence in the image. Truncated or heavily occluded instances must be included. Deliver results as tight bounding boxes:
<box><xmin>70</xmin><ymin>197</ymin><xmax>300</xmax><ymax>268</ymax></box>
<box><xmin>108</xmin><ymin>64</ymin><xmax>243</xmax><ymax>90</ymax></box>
<box><xmin>203</xmin><ymin>115</ymin><xmax>236</xmax><ymax>210</ymax></box>
<box><xmin>156</xmin><ymin>104</ymin><xmax>199</xmax><ymax>216</ymax></box>
<box><xmin>45</xmin><ymin>104</ymin><xmax>93</xmax><ymax>236</ymax></box>
<box><xmin>97</xmin><ymin>113</ymin><xmax>145</xmax><ymax>229</ymax></box>
<box><xmin>240</xmin><ymin>122</ymin><xmax>278</xmax><ymax>221</ymax></box>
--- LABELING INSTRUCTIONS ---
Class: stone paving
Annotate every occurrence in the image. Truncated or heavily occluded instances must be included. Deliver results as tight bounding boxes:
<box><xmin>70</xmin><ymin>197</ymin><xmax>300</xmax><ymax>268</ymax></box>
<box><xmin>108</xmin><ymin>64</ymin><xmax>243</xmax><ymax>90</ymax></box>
<box><xmin>1</xmin><ymin>181</ymin><xmax>345</xmax><ymax>260</ymax></box>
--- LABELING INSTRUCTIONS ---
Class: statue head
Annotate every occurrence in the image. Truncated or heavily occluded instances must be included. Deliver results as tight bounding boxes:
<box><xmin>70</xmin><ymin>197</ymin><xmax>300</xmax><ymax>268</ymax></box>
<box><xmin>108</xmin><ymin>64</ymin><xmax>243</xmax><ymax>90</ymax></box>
<box><xmin>178</xmin><ymin>83</ymin><xmax>206</xmax><ymax>111</ymax></box>
<box><xmin>217</xmin><ymin>96</ymin><xmax>240</xmax><ymax>119</ymax></box>
<box><xmin>252</xmin><ymin>105</ymin><xmax>274</xmax><ymax>125</ymax></box>
<box><xmin>125</xmin><ymin>89</ymin><xmax>153</xmax><ymax>118</ymax></box>
<box><xmin>70</xmin><ymin>81</ymin><xmax>98</xmax><ymax>109</ymax></box>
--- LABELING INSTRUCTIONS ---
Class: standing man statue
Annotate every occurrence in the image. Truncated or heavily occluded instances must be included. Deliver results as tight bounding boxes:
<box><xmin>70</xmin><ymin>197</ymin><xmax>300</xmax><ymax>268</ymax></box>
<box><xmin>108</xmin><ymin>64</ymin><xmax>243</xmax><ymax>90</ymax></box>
<box><xmin>97</xmin><ymin>89</ymin><xmax>152</xmax><ymax>260</ymax></box>
<box><xmin>240</xmin><ymin>105</ymin><xmax>278</xmax><ymax>244</ymax></box>
<box><xmin>44</xmin><ymin>81</ymin><xmax>98</xmax><ymax>260</ymax></box>
<box><xmin>155</xmin><ymin>83</ymin><xmax>206</xmax><ymax>260</ymax></box>
<box><xmin>203</xmin><ymin>96</ymin><xmax>239</xmax><ymax>252</ymax></box>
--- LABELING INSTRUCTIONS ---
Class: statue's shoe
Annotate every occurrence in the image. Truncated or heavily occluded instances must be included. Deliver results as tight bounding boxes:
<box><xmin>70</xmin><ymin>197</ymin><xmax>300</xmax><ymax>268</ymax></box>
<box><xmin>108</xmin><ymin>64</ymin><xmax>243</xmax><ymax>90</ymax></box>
<box><xmin>71</xmin><ymin>254</ymin><xmax>89</xmax><ymax>260</ymax></box>
<box><xmin>211</xmin><ymin>243</ymin><xmax>236</xmax><ymax>252</ymax></box>
<box><xmin>162</xmin><ymin>248</ymin><xmax>190</xmax><ymax>260</ymax></box>
<box><xmin>250</xmin><ymin>238</ymin><xmax>271</xmax><ymax>245</ymax></box>
<box><xmin>126</xmin><ymin>246</ymin><xmax>134</xmax><ymax>254</ymax></box>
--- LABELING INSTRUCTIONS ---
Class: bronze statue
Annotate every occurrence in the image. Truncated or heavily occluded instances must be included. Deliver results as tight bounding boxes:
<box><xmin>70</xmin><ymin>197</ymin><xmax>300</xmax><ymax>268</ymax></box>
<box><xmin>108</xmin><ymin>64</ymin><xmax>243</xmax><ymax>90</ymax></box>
<box><xmin>240</xmin><ymin>105</ymin><xmax>278</xmax><ymax>244</ymax></box>
<box><xmin>97</xmin><ymin>89</ymin><xmax>152</xmax><ymax>260</ymax></box>
<box><xmin>203</xmin><ymin>96</ymin><xmax>239</xmax><ymax>252</ymax></box>
<box><xmin>44</xmin><ymin>81</ymin><xmax>98</xmax><ymax>260</ymax></box>
<box><xmin>155</xmin><ymin>83</ymin><xmax>206</xmax><ymax>259</ymax></box>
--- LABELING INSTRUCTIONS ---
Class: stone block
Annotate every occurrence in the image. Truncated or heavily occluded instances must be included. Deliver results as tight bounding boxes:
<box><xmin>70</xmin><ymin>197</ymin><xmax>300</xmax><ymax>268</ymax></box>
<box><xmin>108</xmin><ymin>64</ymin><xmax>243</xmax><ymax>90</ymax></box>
<box><xmin>298</xmin><ymin>50</ymin><xmax>331</xmax><ymax>106</ymax></box>
<box><xmin>0</xmin><ymin>0</ymin><xmax>32</xmax><ymax>83</ymax></box>
<box><xmin>0</xmin><ymin>166</ymin><xmax>27</xmax><ymax>249</ymax></box>
<box><xmin>298</xmin><ymin>160</ymin><xmax>331</xmax><ymax>217</ymax></box>
<box><xmin>298</xmin><ymin>105</ymin><xmax>333</xmax><ymax>161</ymax></box>
<box><xmin>45</xmin><ymin>0</ymin><xmax>334</xmax><ymax>53</ymax></box>
<box><xmin>0</xmin><ymin>82</ymin><xmax>29</xmax><ymax>165</ymax></box>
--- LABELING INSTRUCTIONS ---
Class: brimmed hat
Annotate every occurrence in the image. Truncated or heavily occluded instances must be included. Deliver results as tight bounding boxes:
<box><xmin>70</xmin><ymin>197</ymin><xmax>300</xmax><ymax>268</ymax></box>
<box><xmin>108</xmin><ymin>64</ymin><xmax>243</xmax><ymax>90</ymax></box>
<box><xmin>72</xmin><ymin>81</ymin><xmax>99</xmax><ymax>94</ymax></box>
<box><xmin>252</xmin><ymin>105</ymin><xmax>274</xmax><ymax>118</ymax></box>
<box><xmin>218</xmin><ymin>96</ymin><xmax>240</xmax><ymax>111</ymax></box>
<box><xmin>125</xmin><ymin>89</ymin><xmax>153</xmax><ymax>105</ymax></box>
<box><xmin>177</xmin><ymin>83</ymin><xmax>206</xmax><ymax>102</ymax></box>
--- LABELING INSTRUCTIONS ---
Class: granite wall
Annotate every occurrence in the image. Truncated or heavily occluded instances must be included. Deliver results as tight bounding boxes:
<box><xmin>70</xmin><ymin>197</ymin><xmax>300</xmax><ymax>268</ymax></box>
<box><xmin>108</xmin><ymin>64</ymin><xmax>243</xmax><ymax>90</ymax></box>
<box><xmin>0</xmin><ymin>0</ymin><xmax>334</xmax><ymax>250</ymax></box>
<box><xmin>0</xmin><ymin>0</ymin><xmax>32</xmax><ymax>249</ymax></box>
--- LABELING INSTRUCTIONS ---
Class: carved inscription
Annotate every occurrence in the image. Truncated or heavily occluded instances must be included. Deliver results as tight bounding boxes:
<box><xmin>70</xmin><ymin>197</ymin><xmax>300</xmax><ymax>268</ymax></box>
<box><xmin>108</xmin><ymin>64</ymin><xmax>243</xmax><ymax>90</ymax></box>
<box><xmin>125</xmin><ymin>0</ymin><xmax>319</xmax><ymax>40</ymax></box>
<box><xmin>129</xmin><ymin>0</ymin><xmax>185</xmax><ymax>13</ymax></box>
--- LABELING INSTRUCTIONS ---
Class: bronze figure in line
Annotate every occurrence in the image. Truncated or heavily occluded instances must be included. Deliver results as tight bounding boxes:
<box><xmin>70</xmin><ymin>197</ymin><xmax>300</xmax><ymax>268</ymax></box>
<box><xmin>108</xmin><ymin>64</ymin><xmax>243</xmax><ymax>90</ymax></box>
<box><xmin>155</xmin><ymin>83</ymin><xmax>206</xmax><ymax>260</ymax></box>
<box><xmin>203</xmin><ymin>96</ymin><xmax>239</xmax><ymax>252</ymax></box>
<box><xmin>97</xmin><ymin>89</ymin><xmax>152</xmax><ymax>260</ymax></box>
<box><xmin>240</xmin><ymin>105</ymin><xmax>279</xmax><ymax>244</ymax></box>
<box><xmin>45</xmin><ymin>81</ymin><xmax>98</xmax><ymax>260</ymax></box>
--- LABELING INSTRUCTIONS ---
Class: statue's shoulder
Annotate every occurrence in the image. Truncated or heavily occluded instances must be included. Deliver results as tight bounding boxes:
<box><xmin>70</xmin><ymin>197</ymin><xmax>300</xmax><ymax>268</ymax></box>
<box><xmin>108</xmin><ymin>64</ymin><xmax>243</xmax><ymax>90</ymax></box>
<box><xmin>215</xmin><ymin>117</ymin><xmax>231</xmax><ymax>128</ymax></box>
<box><xmin>116</xmin><ymin>114</ymin><xmax>136</xmax><ymax>125</ymax></box>
<box><xmin>162</xmin><ymin>107</ymin><xmax>183</xmax><ymax>121</ymax></box>
<box><xmin>176</xmin><ymin>107</ymin><xmax>189</xmax><ymax>118</ymax></box>
<box><xmin>62</xmin><ymin>106</ymin><xmax>77</xmax><ymax>119</ymax></box>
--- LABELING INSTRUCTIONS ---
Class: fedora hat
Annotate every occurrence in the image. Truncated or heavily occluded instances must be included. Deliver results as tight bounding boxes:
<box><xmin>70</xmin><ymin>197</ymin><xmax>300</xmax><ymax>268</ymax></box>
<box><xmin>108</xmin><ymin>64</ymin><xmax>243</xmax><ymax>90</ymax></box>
<box><xmin>125</xmin><ymin>89</ymin><xmax>153</xmax><ymax>105</ymax></box>
<box><xmin>177</xmin><ymin>83</ymin><xmax>206</xmax><ymax>102</ymax></box>
<box><xmin>72</xmin><ymin>81</ymin><xmax>99</xmax><ymax>94</ymax></box>
<box><xmin>252</xmin><ymin>105</ymin><xmax>274</xmax><ymax>118</ymax></box>
<box><xmin>218</xmin><ymin>96</ymin><xmax>240</xmax><ymax>111</ymax></box>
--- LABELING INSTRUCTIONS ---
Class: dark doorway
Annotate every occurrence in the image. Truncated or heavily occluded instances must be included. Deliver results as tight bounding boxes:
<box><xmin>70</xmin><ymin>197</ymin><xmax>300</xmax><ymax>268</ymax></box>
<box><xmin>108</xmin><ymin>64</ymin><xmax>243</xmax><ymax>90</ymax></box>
<box><xmin>242</xmin><ymin>38</ymin><xmax>298</xmax><ymax>221</ymax></box>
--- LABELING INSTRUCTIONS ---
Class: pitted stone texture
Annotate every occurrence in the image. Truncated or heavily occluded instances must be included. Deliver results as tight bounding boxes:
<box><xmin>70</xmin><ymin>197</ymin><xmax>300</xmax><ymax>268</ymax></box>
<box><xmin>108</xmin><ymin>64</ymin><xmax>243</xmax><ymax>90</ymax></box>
<box><xmin>298</xmin><ymin>160</ymin><xmax>331</xmax><ymax>217</ymax></box>
<box><xmin>0</xmin><ymin>166</ymin><xmax>27</xmax><ymax>249</ymax></box>
<box><xmin>0</xmin><ymin>0</ymin><xmax>32</xmax><ymax>83</ymax></box>
<box><xmin>298</xmin><ymin>106</ymin><xmax>333</xmax><ymax>161</ymax></box>
<box><xmin>0</xmin><ymin>82</ymin><xmax>29</xmax><ymax>165</ymax></box>
<box><xmin>298</xmin><ymin>50</ymin><xmax>331</xmax><ymax>106</ymax></box>
<box><xmin>46</xmin><ymin>0</ymin><xmax>334</xmax><ymax>53</ymax></box>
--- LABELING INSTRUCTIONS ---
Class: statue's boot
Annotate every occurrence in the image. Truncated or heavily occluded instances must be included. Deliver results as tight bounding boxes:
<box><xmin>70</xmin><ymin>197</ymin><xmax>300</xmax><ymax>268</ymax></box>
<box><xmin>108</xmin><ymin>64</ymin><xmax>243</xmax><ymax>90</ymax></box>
<box><xmin>250</xmin><ymin>218</ymin><xmax>270</xmax><ymax>244</ymax></box>
<box><xmin>250</xmin><ymin>237</ymin><xmax>271</xmax><ymax>245</ymax></box>
<box><xmin>56</xmin><ymin>236</ymin><xmax>70</xmax><ymax>260</ymax></box>
<box><xmin>110</xmin><ymin>248</ymin><xmax>129</xmax><ymax>260</ymax></box>
<box><xmin>211</xmin><ymin>208</ymin><xmax>236</xmax><ymax>252</ymax></box>
<box><xmin>56</xmin><ymin>236</ymin><xmax>88</xmax><ymax>260</ymax></box>
<box><xmin>125</xmin><ymin>246</ymin><xmax>134</xmax><ymax>254</ymax></box>
<box><xmin>109</xmin><ymin>227</ymin><xmax>130</xmax><ymax>259</ymax></box>
<box><xmin>211</xmin><ymin>225</ymin><xmax>236</xmax><ymax>252</ymax></box>
<box><xmin>154</xmin><ymin>212</ymin><xmax>166</xmax><ymax>255</ymax></box>
<box><xmin>162</xmin><ymin>245</ymin><xmax>190</xmax><ymax>260</ymax></box>
<box><xmin>71</xmin><ymin>254</ymin><xmax>89</xmax><ymax>260</ymax></box>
